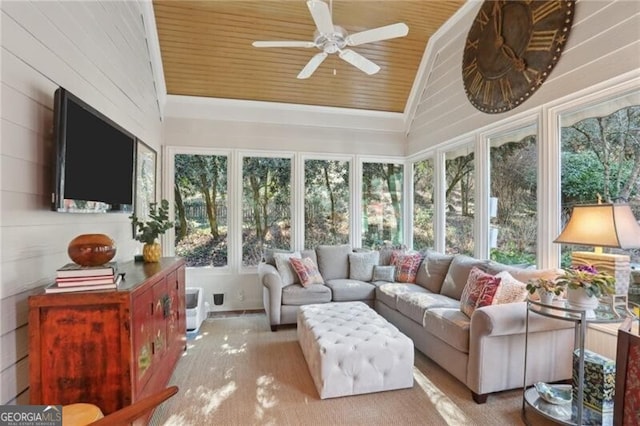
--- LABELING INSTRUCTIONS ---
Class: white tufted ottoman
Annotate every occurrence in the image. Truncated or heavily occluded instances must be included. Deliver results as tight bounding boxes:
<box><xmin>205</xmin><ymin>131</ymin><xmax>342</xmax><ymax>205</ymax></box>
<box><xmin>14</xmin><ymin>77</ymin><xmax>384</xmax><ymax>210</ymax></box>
<box><xmin>297</xmin><ymin>301</ymin><xmax>414</xmax><ymax>399</ymax></box>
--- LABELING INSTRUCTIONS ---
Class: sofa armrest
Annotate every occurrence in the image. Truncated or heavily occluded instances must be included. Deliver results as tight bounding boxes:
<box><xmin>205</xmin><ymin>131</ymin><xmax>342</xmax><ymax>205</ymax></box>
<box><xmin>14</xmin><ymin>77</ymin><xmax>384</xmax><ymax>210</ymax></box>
<box><xmin>259</xmin><ymin>263</ymin><xmax>283</xmax><ymax>293</ymax></box>
<box><xmin>467</xmin><ymin>301</ymin><xmax>575</xmax><ymax>397</ymax></box>
<box><xmin>258</xmin><ymin>262</ymin><xmax>284</xmax><ymax>327</ymax></box>
<box><xmin>470</xmin><ymin>302</ymin><xmax>573</xmax><ymax>338</ymax></box>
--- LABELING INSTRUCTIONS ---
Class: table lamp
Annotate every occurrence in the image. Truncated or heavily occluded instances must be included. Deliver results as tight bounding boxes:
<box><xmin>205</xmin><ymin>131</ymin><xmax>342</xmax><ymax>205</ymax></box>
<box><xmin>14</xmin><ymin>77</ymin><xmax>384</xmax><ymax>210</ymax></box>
<box><xmin>554</xmin><ymin>203</ymin><xmax>640</xmax><ymax>296</ymax></box>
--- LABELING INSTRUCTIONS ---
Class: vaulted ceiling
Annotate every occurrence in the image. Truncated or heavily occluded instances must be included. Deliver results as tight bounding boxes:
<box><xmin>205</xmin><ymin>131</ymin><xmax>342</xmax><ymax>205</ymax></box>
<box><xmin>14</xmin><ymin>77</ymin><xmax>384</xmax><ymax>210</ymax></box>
<box><xmin>153</xmin><ymin>1</ymin><xmax>465</xmax><ymax>113</ymax></box>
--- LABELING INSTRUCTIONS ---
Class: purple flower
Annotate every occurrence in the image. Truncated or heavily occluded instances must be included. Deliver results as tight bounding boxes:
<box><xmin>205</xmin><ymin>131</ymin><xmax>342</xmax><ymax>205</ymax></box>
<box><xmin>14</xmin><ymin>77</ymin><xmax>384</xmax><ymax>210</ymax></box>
<box><xmin>573</xmin><ymin>265</ymin><xmax>598</xmax><ymax>274</ymax></box>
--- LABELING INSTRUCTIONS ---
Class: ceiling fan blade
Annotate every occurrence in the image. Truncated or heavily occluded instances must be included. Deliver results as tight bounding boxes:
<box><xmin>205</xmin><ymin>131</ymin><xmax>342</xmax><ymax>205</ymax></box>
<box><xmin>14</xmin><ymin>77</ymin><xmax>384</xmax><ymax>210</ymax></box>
<box><xmin>252</xmin><ymin>41</ymin><xmax>316</xmax><ymax>48</ymax></box>
<box><xmin>307</xmin><ymin>0</ymin><xmax>334</xmax><ymax>35</ymax></box>
<box><xmin>346</xmin><ymin>22</ymin><xmax>409</xmax><ymax>46</ymax></box>
<box><xmin>297</xmin><ymin>52</ymin><xmax>328</xmax><ymax>79</ymax></box>
<box><xmin>338</xmin><ymin>49</ymin><xmax>380</xmax><ymax>75</ymax></box>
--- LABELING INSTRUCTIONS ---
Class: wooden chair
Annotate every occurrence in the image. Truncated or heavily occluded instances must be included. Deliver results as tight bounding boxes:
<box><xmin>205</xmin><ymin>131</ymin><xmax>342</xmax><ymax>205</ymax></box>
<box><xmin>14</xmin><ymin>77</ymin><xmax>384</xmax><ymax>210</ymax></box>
<box><xmin>62</xmin><ymin>386</ymin><xmax>178</xmax><ymax>426</ymax></box>
<box><xmin>614</xmin><ymin>317</ymin><xmax>640</xmax><ymax>426</ymax></box>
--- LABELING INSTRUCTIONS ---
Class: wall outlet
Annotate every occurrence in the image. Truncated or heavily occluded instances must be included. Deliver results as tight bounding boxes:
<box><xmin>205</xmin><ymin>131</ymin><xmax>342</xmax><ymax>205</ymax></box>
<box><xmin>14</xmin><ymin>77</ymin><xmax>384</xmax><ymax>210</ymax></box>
<box><xmin>213</xmin><ymin>293</ymin><xmax>224</xmax><ymax>306</ymax></box>
<box><xmin>238</xmin><ymin>290</ymin><xmax>245</xmax><ymax>301</ymax></box>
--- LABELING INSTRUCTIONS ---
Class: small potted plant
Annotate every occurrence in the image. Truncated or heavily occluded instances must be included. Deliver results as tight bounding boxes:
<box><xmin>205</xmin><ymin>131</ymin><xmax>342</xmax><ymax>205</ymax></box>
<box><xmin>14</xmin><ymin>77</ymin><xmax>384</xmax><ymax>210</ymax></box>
<box><xmin>555</xmin><ymin>265</ymin><xmax>615</xmax><ymax>310</ymax></box>
<box><xmin>130</xmin><ymin>199</ymin><xmax>174</xmax><ymax>262</ymax></box>
<box><xmin>526</xmin><ymin>277</ymin><xmax>565</xmax><ymax>305</ymax></box>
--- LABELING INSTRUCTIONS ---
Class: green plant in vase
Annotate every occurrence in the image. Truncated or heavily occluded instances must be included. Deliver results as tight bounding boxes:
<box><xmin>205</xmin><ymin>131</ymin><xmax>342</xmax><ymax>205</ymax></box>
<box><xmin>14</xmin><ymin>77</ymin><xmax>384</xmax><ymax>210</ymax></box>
<box><xmin>130</xmin><ymin>199</ymin><xmax>174</xmax><ymax>262</ymax></box>
<box><xmin>555</xmin><ymin>265</ymin><xmax>615</xmax><ymax>313</ymax></box>
<box><xmin>526</xmin><ymin>277</ymin><xmax>565</xmax><ymax>305</ymax></box>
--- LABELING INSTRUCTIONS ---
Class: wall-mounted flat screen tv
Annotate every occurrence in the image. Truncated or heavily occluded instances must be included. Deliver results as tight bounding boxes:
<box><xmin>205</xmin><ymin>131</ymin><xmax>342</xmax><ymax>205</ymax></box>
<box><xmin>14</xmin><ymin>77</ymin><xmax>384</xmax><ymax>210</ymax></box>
<box><xmin>51</xmin><ymin>87</ymin><xmax>136</xmax><ymax>213</ymax></box>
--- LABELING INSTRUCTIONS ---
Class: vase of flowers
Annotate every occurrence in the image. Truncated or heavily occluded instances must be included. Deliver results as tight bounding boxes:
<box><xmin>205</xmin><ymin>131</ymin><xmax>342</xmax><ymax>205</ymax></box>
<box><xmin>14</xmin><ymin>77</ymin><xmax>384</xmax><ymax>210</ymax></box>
<box><xmin>130</xmin><ymin>200</ymin><xmax>173</xmax><ymax>263</ymax></box>
<box><xmin>526</xmin><ymin>277</ymin><xmax>565</xmax><ymax>305</ymax></box>
<box><xmin>555</xmin><ymin>265</ymin><xmax>615</xmax><ymax>313</ymax></box>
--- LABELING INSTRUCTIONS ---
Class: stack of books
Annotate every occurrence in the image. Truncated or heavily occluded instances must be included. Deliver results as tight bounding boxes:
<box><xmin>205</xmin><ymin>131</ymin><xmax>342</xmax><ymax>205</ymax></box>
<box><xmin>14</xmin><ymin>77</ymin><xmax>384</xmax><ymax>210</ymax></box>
<box><xmin>46</xmin><ymin>262</ymin><xmax>121</xmax><ymax>293</ymax></box>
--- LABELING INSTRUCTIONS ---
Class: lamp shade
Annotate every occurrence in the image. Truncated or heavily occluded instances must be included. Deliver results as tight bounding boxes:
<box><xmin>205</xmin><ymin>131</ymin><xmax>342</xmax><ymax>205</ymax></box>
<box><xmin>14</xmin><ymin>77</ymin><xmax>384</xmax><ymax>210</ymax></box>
<box><xmin>554</xmin><ymin>203</ymin><xmax>640</xmax><ymax>248</ymax></box>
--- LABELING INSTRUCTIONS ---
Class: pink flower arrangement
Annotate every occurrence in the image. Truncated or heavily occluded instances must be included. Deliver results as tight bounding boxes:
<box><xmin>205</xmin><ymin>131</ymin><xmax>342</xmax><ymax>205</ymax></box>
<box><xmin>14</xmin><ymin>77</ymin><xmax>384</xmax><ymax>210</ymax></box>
<box><xmin>555</xmin><ymin>265</ymin><xmax>615</xmax><ymax>298</ymax></box>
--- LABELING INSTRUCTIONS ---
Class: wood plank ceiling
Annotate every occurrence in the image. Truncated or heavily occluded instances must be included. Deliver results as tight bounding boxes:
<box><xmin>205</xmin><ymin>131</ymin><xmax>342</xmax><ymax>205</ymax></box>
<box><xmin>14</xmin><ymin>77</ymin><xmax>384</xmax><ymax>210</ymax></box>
<box><xmin>153</xmin><ymin>1</ymin><xmax>464</xmax><ymax>113</ymax></box>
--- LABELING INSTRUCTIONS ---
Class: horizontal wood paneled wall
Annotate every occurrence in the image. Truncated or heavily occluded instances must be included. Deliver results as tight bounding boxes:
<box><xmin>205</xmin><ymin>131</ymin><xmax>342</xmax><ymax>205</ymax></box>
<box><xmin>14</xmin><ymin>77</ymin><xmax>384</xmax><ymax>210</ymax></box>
<box><xmin>163</xmin><ymin>115</ymin><xmax>406</xmax><ymax>157</ymax></box>
<box><xmin>0</xmin><ymin>0</ymin><xmax>161</xmax><ymax>404</ymax></box>
<box><xmin>407</xmin><ymin>0</ymin><xmax>640</xmax><ymax>152</ymax></box>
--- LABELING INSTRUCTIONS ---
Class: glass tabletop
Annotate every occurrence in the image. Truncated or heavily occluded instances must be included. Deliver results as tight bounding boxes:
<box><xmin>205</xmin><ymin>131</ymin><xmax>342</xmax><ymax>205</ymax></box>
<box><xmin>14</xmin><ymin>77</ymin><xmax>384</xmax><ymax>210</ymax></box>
<box><xmin>527</xmin><ymin>294</ymin><xmax>638</xmax><ymax>324</ymax></box>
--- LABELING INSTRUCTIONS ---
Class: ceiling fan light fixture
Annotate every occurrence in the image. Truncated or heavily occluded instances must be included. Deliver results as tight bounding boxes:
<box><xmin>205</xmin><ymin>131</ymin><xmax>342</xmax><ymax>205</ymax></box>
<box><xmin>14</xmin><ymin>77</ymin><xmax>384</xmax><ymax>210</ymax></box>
<box><xmin>313</xmin><ymin>26</ymin><xmax>347</xmax><ymax>54</ymax></box>
<box><xmin>252</xmin><ymin>0</ymin><xmax>408</xmax><ymax>78</ymax></box>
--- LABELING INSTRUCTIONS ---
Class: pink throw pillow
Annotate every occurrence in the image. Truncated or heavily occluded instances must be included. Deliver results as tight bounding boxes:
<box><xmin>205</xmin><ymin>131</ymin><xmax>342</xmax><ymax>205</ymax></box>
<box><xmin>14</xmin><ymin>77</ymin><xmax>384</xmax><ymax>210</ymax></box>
<box><xmin>289</xmin><ymin>257</ymin><xmax>324</xmax><ymax>287</ymax></box>
<box><xmin>390</xmin><ymin>251</ymin><xmax>423</xmax><ymax>283</ymax></box>
<box><xmin>460</xmin><ymin>267</ymin><xmax>501</xmax><ymax>317</ymax></box>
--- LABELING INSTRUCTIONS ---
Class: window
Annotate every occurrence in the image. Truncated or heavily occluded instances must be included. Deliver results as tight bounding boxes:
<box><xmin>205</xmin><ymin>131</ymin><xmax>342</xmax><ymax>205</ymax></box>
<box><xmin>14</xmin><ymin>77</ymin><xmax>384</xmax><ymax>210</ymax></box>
<box><xmin>560</xmin><ymin>92</ymin><xmax>640</xmax><ymax>267</ymax></box>
<box><xmin>304</xmin><ymin>159</ymin><xmax>350</xmax><ymax>248</ymax></box>
<box><xmin>413</xmin><ymin>158</ymin><xmax>435</xmax><ymax>250</ymax></box>
<box><xmin>445</xmin><ymin>145</ymin><xmax>474</xmax><ymax>255</ymax></box>
<box><xmin>489</xmin><ymin>124</ymin><xmax>538</xmax><ymax>265</ymax></box>
<box><xmin>362</xmin><ymin>162</ymin><xmax>404</xmax><ymax>248</ymax></box>
<box><xmin>174</xmin><ymin>153</ymin><xmax>228</xmax><ymax>267</ymax></box>
<box><xmin>241</xmin><ymin>156</ymin><xmax>292</xmax><ymax>266</ymax></box>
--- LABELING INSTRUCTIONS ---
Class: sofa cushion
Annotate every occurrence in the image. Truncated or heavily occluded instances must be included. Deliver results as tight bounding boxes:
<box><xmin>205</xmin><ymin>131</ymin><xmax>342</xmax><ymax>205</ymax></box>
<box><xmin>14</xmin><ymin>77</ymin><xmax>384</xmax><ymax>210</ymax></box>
<box><xmin>423</xmin><ymin>308</ymin><xmax>471</xmax><ymax>353</ymax></box>
<box><xmin>396</xmin><ymin>292</ymin><xmax>460</xmax><ymax>325</ymax></box>
<box><xmin>301</xmin><ymin>249</ymin><xmax>317</xmax><ymax>264</ymax></box>
<box><xmin>282</xmin><ymin>283</ymin><xmax>332</xmax><ymax>305</ymax></box>
<box><xmin>390</xmin><ymin>251</ymin><xmax>424</xmax><ymax>283</ymax></box>
<box><xmin>375</xmin><ymin>283</ymin><xmax>429</xmax><ymax>310</ymax></box>
<box><xmin>373</xmin><ymin>265</ymin><xmax>396</xmax><ymax>282</ymax></box>
<box><xmin>325</xmin><ymin>279</ymin><xmax>376</xmax><ymax>301</ymax></box>
<box><xmin>493</xmin><ymin>270</ymin><xmax>528</xmax><ymax>304</ymax></box>
<box><xmin>440</xmin><ymin>255</ymin><xmax>490</xmax><ymax>300</ymax></box>
<box><xmin>415</xmin><ymin>251</ymin><xmax>455</xmax><ymax>293</ymax></box>
<box><xmin>316</xmin><ymin>244</ymin><xmax>352</xmax><ymax>280</ymax></box>
<box><xmin>348</xmin><ymin>251</ymin><xmax>380</xmax><ymax>281</ymax></box>
<box><xmin>274</xmin><ymin>252</ymin><xmax>302</xmax><ymax>286</ymax></box>
<box><xmin>459</xmin><ymin>267</ymin><xmax>501</xmax><ymax>317</ymax></box>
<box><xmin>486</xmin><ymin>262</ymin><xmax>562</xmax><ymax>285</ymax></box>
<box><xmin>290</xmin><ymin>257</ymin><xmax>325</xmax><ymax>287</ymax></box>
<box><xmin>263</xmin><ymin>248</ymin><xmax>292</xmax><ymax>266</ymax></box>
<box><xmin>378</xmin><ymin>245</ymin><xmax>406</xmax><ymax>266</ymax></box>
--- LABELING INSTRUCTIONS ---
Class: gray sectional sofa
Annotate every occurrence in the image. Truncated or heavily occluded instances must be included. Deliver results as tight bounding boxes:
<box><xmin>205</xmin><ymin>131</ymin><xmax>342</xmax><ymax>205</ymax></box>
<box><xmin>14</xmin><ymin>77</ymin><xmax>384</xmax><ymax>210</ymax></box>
<box><xmin>258</xmin><ymin>244</ymin><xmax>574</xmax><ymax>403</ymax></box>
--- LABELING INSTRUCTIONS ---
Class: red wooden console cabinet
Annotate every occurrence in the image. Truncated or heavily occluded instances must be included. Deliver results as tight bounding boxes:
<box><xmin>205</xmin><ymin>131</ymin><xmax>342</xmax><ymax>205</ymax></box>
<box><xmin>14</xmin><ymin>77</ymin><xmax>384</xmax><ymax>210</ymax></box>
<box><xmin>29</xmin><ymin>257</ymin><xmax>186</xmax><ymax>422</ymax></box>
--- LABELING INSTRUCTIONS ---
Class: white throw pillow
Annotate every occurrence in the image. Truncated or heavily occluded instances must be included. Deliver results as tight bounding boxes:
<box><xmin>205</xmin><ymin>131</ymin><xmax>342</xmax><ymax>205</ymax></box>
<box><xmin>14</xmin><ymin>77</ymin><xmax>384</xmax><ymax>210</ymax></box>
<box><xmin>493</xmin><ymin>271</ymin><xmax>528</xmax><ymax>304</ymax></box>
<box><xmin>273</xmin><ymin>252</ymin><xmax>301</xmax><ymax>286</ymax></box>
<box><xmin>349</xmin><ymin>251</ymin><xmax>380</xmax><ymax>281</ymax></box>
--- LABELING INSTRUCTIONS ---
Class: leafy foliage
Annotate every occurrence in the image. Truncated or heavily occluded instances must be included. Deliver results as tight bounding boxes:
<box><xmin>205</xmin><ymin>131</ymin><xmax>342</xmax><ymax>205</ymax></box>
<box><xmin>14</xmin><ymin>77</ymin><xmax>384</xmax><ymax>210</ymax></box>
<box><xmin>556</xmin><ymin>265</ymin><xmax>615</xmax><ymax>298</ymax></box>
<box><xmin>525</xmin><ymin>277</ymin><xmax>565</xmax><ymax>296</ymax></box>
<box><xmin>130</xmin><ymin>200</ymin><xmax>174</xmax><ymax>244</ymax></box>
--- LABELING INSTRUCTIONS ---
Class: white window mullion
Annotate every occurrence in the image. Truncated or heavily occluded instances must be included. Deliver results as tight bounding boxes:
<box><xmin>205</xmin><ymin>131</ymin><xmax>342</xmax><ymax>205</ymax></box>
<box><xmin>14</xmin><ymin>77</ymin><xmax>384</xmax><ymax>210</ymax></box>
<box><xmin>229</xmin><ymin>150</ymin><xmax>242</xmax><ymax>272</ymax></box>
<box><xmin>352</xmin><ymin>156</ymin><xmax>362</xmax><ymax>248</ymax></box>
<box><xmin>293</xmin><ymin>153</ymin><xmax>305</xmax><ymax>251</ymax></box>
<box><xmin>405</xmin><ymin>158</ymin><xmax>414</xmax><ymax>249</ymax></box>
<box><xmin>474</xmin><ymin>133</ymin><xmax>489</xmax><ymax>260</ymax></box>
<box><xmin>434</xmin><ymin>150</ymin><xmax>446</xmax><ymax>253</ymax></box>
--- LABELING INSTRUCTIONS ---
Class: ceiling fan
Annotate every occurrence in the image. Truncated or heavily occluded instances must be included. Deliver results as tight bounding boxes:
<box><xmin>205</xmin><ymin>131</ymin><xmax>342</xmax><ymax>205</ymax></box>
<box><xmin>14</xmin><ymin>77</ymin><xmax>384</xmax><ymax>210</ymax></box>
<box><xmin>252</xmin><ymin>0</ymin><xmax>409</xmax><ymax>79</ymax></box>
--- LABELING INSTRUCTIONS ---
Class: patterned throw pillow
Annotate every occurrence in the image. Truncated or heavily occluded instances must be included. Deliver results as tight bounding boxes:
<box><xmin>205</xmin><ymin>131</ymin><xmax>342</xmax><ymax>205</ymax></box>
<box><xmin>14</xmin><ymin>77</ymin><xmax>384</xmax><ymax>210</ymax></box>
<box><xmin>390</xmin><ymin>251</ymin><xmax>423</xmax><ymax>283</ymax></box>
<box><xmin>460</xmin><ymin>267</ymin><xmax>502</xmax><ymax>317</ymax></box>
<box><xmin>273</xmin><ymin>252</ymin><xmax>301</xmax><ymax>286</ymax></box>
<box><xmin>289</xmin><ymin>257</ymin><xmax>324</xmax><ymax>287</ymax></box>
<box><xmin>493</xmin><ymin>271</ymin><xmax>528</xmax><ymax>304</ymax></box>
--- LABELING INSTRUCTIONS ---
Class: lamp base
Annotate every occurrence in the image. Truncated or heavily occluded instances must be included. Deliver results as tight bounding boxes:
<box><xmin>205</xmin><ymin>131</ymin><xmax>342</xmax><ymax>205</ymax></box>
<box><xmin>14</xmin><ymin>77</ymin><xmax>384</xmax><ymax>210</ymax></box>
<box><xmin>571</xmin><ymin>251</ymin><xmax>630</xmax><ymax>296</ymax></box>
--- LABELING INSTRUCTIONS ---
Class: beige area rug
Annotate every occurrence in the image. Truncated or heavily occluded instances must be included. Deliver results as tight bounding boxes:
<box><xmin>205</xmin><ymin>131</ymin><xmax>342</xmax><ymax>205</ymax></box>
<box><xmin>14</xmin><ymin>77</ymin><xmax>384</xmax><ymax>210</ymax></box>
<box><xmin>150</xmin><ymin>314</ymin><xmax>555</xmax><ymax>425</ymax></box>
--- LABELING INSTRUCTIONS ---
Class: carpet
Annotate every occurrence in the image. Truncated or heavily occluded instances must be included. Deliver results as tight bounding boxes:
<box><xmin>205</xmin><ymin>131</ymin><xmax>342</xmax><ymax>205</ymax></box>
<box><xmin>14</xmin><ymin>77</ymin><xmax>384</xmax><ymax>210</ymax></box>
<box><xmin>150</xmin><ymin>314</ymin><xmax>554</xmax><ymax>425</ymax></box>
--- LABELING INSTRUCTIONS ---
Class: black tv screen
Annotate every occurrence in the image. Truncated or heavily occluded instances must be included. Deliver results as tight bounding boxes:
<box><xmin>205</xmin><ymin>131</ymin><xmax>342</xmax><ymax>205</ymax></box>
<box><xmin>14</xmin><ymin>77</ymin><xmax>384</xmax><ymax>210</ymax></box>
<box><xmin>52</xmin><ymin>87</ymin><xmax>136</xmax><ymax>212</ymax></box>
